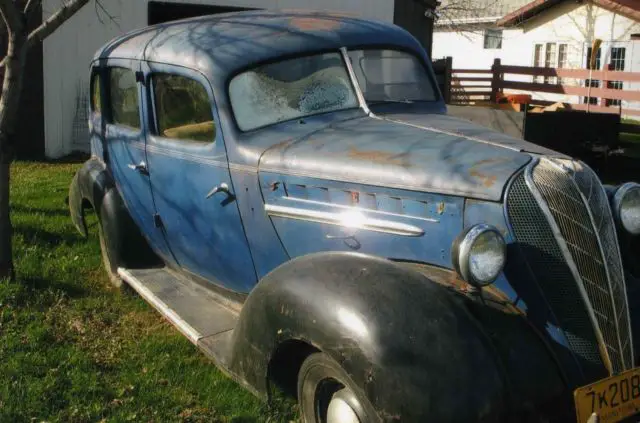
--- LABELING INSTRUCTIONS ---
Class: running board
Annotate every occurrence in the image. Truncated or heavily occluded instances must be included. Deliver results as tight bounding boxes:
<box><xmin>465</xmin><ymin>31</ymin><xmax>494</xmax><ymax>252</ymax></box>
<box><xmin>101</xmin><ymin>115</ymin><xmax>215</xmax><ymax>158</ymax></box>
<box><xmin>117</xmin><ymin>267</ymin><xmax>239</xmax><ymax>367</ymax></box>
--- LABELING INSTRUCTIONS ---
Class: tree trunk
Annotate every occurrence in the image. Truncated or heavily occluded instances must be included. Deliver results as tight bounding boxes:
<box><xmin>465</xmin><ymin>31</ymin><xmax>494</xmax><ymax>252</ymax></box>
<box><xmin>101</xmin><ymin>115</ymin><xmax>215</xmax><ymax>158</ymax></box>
<box><xmin>0</xmin><ymin>0</ymin><xmax>27</xmax><ymax>279</ymax></box>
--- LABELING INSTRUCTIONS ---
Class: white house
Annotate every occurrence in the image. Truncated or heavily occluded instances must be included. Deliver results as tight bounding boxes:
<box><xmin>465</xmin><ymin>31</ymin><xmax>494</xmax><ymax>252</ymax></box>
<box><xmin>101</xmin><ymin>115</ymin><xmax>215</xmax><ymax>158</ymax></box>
<box><xmin>33</xmin><ymin>0</ymin><xmax>437</xmax><ymax>158</ymax></box>
<box><xmin>432</xmin><ymin>0</ymin><xmax>640</xmax><ymax>111</ymax></box>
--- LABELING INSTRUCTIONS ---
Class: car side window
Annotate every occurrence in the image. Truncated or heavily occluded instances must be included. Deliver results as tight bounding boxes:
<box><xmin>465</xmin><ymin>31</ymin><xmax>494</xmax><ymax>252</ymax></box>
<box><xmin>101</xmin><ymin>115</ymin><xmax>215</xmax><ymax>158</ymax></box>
<box><xmin>152</xmin><ymin>73</ymin><xmax>215</xmax><ymax>143</ymax></box>
<box><xmin>109</xmin><ymin>67</ymin><xmax>140</xmax><ymax>130</ymax></box>
<box><xmin>90</xmin><ymin>71</ymin><xmax>101</xmax><ymax>114</ymax></box>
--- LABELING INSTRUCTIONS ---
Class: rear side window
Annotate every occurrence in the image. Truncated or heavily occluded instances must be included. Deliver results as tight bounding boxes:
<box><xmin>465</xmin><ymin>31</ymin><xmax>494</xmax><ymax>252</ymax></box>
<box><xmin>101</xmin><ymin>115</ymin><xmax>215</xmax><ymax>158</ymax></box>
<box><xmin>90</xmin><ymin>71</ymin><xmax>101</xmax><ymax>114</ymax></box>
<box><xmin>152</xmin><ymin>74</ymin><xmax>215</xmax><ymax>143</ymax></box>
<box><xmin>109</xmin><ymin>67</ymin><xmax>140</xmax><ymax>129</ymax></box>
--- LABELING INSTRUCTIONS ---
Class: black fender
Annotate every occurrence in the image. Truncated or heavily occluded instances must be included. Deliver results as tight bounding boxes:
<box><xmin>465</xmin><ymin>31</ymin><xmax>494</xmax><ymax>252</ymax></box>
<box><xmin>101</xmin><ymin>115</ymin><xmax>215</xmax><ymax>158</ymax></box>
<box><xmin>68</xmin><ymin>157</ymin><xmax>156</xmax><ymax>269</ymax></box>
<box><xmin>228</xmin><ymin>252</ymin><xmax>567</xmax><ymax>422</ymax></box>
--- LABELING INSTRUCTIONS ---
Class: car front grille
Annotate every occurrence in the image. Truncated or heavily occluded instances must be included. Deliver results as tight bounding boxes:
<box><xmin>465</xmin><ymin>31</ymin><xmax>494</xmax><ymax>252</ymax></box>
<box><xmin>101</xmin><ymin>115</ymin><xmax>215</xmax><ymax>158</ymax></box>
<box><xmin>506</xmin><ymin>157</ymin><xmax>633</xmax><ymax>375</ymax></box>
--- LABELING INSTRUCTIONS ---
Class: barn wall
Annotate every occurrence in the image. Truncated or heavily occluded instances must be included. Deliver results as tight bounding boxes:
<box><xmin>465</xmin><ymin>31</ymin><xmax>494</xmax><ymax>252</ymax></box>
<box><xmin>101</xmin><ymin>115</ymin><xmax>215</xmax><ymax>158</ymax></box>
<box><xmin>42</xmin><ymin>0</ymin><xmax>395</xmax><ymax>158</ymax></box>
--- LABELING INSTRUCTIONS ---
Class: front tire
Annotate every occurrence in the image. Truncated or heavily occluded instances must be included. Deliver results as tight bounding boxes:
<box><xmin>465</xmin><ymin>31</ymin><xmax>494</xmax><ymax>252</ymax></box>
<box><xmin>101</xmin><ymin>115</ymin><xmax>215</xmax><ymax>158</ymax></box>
<box><xmin>297</xmin><ymin>353</ymin><xmax>379</xmax><ymax>423</ymax></box>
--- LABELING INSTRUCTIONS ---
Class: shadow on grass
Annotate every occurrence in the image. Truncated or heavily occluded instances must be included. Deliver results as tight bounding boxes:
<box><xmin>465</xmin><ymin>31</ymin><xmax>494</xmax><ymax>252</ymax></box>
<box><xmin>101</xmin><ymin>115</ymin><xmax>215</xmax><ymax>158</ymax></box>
<box><xmin>16</xmin><ymin>225</ymin><xmax>85</xmax><ymax>247</ymax></box>
<box><xmin>20</xmin><ymin>276</ymin><xmax>90</xmax><ymax>299</ymax></box>
<box><xmin>17</xmin><ymin>152</ymin><xmax>90</xmax><ymax>165</ymax></box>
<box><xmin>12</xmin><ymin>205</ymin><xmax>73</xmax><ymax>218</ymax></box>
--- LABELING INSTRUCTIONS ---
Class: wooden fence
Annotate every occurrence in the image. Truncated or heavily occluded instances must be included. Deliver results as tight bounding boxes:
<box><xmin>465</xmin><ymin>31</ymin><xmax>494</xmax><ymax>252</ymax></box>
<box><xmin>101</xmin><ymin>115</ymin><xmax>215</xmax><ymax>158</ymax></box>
<box><xmin>436</xmin><ymin>58</ymin><xmax>640</xmax><ymax>119</ymax></box>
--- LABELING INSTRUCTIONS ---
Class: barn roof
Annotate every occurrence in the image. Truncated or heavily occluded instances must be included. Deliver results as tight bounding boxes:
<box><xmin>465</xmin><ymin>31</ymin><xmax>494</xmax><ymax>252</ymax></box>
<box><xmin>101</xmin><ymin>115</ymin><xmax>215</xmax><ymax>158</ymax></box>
<box><xmin>93</xmin><ymin>10</ymin><xmax>422</xmax><ymax>75</ymax></box>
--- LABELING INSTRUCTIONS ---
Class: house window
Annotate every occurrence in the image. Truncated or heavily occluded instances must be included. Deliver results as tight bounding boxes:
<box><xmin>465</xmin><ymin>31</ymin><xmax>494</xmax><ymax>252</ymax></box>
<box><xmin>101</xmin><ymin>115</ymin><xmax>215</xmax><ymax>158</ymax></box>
<box><xmin>544</xmin><ymin>43</ymin><xmax>557</xmax><ymax>84</ymax></box>
<box><xmin>610</xmin><ymin>47</ymin><xmax>626</xmax><ymax>70</ymax></box>
<box><xmin>607</xmin><ymin>47</ymin><xmax>626</xmax><ymax>107</ymax></box>
<box><xmin>584</xmin><ymin>47</ymin><xmax>602</xmax><ymax>105</ymax></box>
<box><xmin>558</xmin><ymin>44</ymin><xmax>568</xmax><ymax>68</ymax></box>
<box><xmin>109</xmin><ymin>67</ymin><xmax>140</xmax><ymax>130</ymax></box>
<box><xmin>483</xmin><ymin>29</ymin><xmax>502</xmax><ymax>49</ymax></box>
<box><xmin>534</xmin><ymin>44</ymin><xmax>544</xmax><ymax>83</ymax></box>
<box><xmin>533</xmin><ymin>43</ymin><xmax>565</xmax><ymax>84</ymax></box>
<box><xmin>152</xmin><ymin>73</ymin><xmax>215</xmax><ymax>143</ymax></box>
<box><xmin>558</xmin><ymin>44</ymin><xmax>568</xmax><ymax>84</ymax></box>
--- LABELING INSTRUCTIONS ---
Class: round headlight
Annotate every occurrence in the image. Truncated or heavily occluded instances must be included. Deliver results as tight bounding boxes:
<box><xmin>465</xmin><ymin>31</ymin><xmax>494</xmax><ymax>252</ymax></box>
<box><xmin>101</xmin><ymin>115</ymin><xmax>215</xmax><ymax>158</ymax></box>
<box><xmin>613</xmin><ymin>183</ymin><xmax>640</xmax><ymax>235</ymax></box>
<box><xmin>453</xmin><ymin>224</ymin><xmax>506</xmax><ymax>287</ymax></box>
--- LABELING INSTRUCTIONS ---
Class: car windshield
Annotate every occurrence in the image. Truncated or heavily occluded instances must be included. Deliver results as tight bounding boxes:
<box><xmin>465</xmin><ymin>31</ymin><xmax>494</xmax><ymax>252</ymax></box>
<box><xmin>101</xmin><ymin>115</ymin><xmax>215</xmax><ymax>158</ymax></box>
<box><xmin>347</xmin><ymin>49</ymin><xmax>436</xmax><ymax>104</ymax></box>
<box><xmin>229</xmin><ymin>49</ymin><xmax>436</xmax><ymax>131</ymax></box>
<box><xmin>229</xmin><ymin>53</ymin><xmax>358</xmax><ymax>131</ymax></box>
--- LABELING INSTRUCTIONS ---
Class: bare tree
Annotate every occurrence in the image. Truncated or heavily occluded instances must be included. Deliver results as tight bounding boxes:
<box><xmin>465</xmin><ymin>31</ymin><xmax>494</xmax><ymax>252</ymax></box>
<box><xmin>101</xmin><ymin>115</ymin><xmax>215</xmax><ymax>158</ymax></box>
<box><xmin>0</xmin><ymin>0</ymin><xmax>90</xmax><ymax>279</ymax></box>
<box><xmin>435</xmin><ymin>0</ymin><xmax>504</xmax><ymax>32</ymax></box>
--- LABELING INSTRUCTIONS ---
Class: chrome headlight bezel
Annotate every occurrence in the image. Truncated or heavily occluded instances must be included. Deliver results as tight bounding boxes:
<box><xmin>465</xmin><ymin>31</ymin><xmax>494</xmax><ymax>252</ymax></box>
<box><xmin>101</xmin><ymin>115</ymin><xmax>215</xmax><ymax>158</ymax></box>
<box><xmin>613</xmin><ymin>182</ymin><xmax>640</xmax><ymax>236</ymax></box>
<box><xmin>452</xmin><ymin>224</ymin><xmax>507</xmax><ymax>287</ymax></box>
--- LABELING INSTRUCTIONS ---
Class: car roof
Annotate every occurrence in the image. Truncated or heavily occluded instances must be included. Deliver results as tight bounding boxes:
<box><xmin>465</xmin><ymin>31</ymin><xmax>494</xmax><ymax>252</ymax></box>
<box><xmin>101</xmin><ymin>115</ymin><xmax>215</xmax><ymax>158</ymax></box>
<box><xmin>92</xmin><ymin>10</ymin><xmax>422</xmax><ymax>76</ymax></box>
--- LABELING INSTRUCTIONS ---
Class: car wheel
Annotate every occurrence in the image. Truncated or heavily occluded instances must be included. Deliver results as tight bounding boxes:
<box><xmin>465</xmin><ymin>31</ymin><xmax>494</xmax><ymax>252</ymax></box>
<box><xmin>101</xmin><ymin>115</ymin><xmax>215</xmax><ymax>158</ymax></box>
<box><xmin>297</xmin><ymin>352</ymin><xmax>379</xmax><ymax>423</ymax></box>
<box><xmin>97</xmin><ymin>218</ymin><xmax>125</xmax><ymax>289</ymax></box>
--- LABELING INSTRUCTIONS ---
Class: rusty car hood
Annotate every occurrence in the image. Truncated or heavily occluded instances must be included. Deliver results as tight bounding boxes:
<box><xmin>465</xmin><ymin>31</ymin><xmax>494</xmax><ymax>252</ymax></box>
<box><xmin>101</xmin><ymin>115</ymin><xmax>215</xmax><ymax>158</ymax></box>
<box><xmin>258</xmin><ymin>114</ymin><xmax>540</xmax><ymax>201</ymax></box>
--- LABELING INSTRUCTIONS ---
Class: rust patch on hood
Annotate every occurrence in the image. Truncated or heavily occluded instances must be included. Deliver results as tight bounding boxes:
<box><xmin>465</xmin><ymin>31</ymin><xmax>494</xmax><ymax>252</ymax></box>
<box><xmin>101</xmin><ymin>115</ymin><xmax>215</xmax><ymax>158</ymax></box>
<box><xmin>271</xmin><ymin>137</ymin><xmax>295</xmax><ymax>150</ymax></box>
<box><xmin>467</xmin><ymin>157</ymin><xmax>509</xmax><ymax>188</ymax></box>
<box><xmin>469</xmin><ymin>169</ymin><xmax>498</xmax><ymax>188</ymax></box>
<box><xmin>346</xmin><ymin>147</ymin><xmax>407</xmax><ymax>165</ymax></box>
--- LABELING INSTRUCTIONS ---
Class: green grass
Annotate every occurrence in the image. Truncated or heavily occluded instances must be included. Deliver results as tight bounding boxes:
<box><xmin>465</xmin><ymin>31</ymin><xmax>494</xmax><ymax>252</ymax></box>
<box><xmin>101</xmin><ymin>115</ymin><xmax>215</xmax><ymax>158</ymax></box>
<box><xmin>1</xmin><ymin>161</ymin><xmax>295</xmax><ymax>422</ymax></box>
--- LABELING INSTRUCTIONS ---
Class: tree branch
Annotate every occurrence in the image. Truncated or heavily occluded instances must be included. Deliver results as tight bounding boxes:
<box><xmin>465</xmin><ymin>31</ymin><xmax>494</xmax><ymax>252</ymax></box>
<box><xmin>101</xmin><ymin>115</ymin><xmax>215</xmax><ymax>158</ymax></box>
<box><xmin>24</xmin><ymin>0</ymin><xmax>40</xmax><ymax>16</ymax></box>
<box><xmin>0</xmin><ymin>0</ymin><xmax>24</xmax><ymax>36</ymax></box>
<box><xmin>0</xmin><ymin>0</ymin><xmax>90</xmax><ymax>68</ymax></box>
<box><xmin>94</xmin><ymin>0</ymin><xmax>119</xmax><ymax>28</ymax></box>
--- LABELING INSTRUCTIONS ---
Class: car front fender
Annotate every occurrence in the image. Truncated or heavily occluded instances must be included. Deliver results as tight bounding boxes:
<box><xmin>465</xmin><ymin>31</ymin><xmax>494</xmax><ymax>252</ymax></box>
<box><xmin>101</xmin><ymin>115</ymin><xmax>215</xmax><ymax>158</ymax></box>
<box><xmin>228</xmin><ymin>252</ymin><xmax>568</xmax><ymax>422</ymax></box>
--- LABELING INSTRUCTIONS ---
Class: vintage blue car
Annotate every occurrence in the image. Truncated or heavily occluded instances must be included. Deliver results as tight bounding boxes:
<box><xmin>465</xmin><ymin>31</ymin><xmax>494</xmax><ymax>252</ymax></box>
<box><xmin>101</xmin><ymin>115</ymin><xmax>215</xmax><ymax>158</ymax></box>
<box><xmin>69</xmin><ymin>10</ymin><xmax>640</xmax><ymax>423</ymax></box>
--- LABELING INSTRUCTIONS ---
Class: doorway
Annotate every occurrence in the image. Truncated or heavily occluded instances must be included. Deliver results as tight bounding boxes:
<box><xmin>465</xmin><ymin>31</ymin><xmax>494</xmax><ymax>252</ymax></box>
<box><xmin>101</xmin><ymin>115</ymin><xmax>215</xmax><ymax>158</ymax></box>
<box><xmin>148</xmin><ymin>1</ymin><xmax>255</xmax><ymax>25</ymax></box>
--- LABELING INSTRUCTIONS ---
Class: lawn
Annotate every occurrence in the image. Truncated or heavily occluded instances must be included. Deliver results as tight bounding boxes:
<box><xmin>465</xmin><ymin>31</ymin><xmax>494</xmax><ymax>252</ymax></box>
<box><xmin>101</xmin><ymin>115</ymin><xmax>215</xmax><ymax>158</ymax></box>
<box><xmin>0</xmin><ymin>161</ymin><xmax>294</xmax><ymax>422</ymax></box>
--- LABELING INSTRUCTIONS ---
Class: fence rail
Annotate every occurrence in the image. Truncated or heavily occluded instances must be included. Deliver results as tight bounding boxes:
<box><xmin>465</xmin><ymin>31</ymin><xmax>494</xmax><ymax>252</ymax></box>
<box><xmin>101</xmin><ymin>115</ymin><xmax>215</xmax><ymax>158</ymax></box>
<box><xmin>438</xmin><ymin>58</ymin><xmax>640</xmax><ymax>118</ymax></box>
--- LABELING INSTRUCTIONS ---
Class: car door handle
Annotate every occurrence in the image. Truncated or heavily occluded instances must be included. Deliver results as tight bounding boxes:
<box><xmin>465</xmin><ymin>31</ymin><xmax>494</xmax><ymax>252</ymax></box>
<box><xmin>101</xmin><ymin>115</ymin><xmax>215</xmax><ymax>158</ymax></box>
<box><xmin>206</xmin><ymin>182</ymin><xmax>230</xmax><ymax>199</ymax></box>
<box><xmin>127</xmin><ymin>161</ymin><xmax>148</xmax><ymax>175</ymax></box>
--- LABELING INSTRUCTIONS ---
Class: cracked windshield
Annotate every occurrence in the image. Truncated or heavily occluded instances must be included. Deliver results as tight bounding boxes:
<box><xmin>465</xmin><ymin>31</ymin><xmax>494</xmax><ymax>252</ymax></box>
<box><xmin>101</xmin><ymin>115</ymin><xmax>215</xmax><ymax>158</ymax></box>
<box><xmin>229</xmin><ymin>49</ymin><xmax>436</xmax><ymax>131</ymax></box>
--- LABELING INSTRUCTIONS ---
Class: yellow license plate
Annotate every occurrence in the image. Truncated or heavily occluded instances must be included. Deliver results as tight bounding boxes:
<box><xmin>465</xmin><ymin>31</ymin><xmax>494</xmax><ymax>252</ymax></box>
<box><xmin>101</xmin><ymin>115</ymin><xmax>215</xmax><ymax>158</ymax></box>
<box><xmin>574</xmin><ymin>368</ymin><xmax>640</xmax><ymax>423</ymax></box>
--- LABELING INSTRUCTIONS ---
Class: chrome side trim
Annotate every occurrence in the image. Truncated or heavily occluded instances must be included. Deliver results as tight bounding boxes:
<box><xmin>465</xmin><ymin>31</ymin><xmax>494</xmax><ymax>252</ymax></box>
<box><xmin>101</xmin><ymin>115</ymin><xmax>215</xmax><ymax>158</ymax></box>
<box><xmin>523</xmin><ymin>159</ymin><xmax>614</xmax><ymax>374</ymax></box>
<box><xmin>144</xmin><ymin>143</ymin><xmax>228</xmax><ymax>167</ymax></box>
<box><xmin>280</xmin><ymin>196</ymin><xmax>439</xmax><ymax>223</ymax></box>
<box><xmin>340</xmin><ymin>46</ymin><xmax>372</xmax><ymax>116</ymax></box>
<box><xmin>265</xmin><ymin>204</ymin><xmax>425</xmax><ymax>237</ymax></box>
<box><xmin>117</xmin><ymin>267</ymin><xmax>202</xmax><ymax>344</ymax></box>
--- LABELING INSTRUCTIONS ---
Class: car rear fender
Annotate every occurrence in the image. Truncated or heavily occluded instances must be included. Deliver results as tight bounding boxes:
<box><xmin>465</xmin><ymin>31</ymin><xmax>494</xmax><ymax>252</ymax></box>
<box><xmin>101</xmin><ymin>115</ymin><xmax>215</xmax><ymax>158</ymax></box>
<box><xmin>68</xmin><ymin>157</ymin><xmax>156</xmax><ymax>268</ymax></box>
<box><xmin>69</xmin><ymin>157</ymin><xmax>115</xmax><ymax>237</ymax></box>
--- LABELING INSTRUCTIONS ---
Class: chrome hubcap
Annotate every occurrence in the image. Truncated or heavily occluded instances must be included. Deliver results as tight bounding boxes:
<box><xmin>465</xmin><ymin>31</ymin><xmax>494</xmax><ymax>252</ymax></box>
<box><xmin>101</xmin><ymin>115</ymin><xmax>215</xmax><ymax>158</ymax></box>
<box><xmin>326</xmin><ymin>392</ymin><xmax>360</xmax><ymax>423</ymax></box>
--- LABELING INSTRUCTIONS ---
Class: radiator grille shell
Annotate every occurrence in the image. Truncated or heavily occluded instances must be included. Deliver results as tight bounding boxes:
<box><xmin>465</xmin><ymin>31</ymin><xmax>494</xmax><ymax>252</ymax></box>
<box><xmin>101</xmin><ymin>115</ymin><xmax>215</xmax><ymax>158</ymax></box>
<box><xmin>506</xmin><ymin>158</ymin><xmax>633</xmax><ymax>374</ymax></box>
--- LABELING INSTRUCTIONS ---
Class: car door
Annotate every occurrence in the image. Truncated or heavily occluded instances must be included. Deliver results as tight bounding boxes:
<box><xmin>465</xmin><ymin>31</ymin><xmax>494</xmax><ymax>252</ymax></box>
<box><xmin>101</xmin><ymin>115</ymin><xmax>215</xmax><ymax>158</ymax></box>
<box><xmin>103</xmin><ymin>59</ymin><xmax>173</xmax><ymax>263</ymax></box>
<box><xmin>143</xmin><ymin>63</ymin><xmax>257</xmax><ymax>293</ymax></box>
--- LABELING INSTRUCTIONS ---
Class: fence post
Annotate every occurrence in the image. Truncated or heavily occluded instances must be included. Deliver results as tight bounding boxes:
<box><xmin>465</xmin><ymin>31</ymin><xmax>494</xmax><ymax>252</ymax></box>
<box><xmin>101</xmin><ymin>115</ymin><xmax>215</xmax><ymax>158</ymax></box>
<box><xmin>491</xmin><ymin>58</ymin><xmax>502</xmax><ymax>103</ymax></box>
<box><xmin>443</xmin><ymin>56</ymin><xmax>453</xmax><ymax>104</ymax></box>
